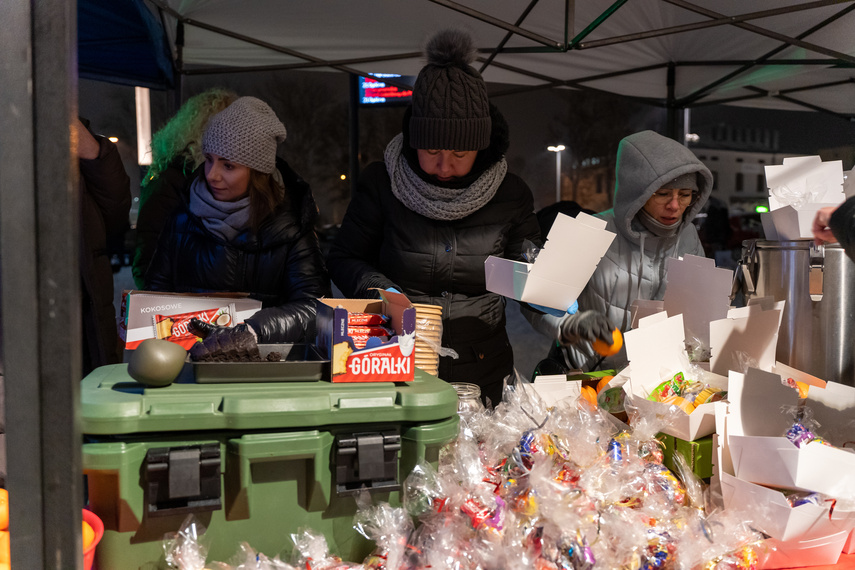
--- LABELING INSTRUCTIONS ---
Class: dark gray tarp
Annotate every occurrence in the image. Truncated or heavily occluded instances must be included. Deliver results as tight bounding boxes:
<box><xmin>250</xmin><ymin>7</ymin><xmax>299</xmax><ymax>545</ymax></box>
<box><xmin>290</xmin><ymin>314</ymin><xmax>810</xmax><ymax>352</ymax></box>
<box><xmin>78</xmin><ymin>0</ymin><xmax>173</xmax><ymax>89</ymax></box>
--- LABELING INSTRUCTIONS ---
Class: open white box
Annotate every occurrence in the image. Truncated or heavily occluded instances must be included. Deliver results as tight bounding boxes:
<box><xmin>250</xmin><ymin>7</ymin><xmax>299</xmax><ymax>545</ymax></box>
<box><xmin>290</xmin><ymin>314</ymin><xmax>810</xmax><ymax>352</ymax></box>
<box><xmin>708</xmin><ymin>301</ymin><xmax>784</xmax><ymax>376</ymax></box>
<box><xmin>662</xmin><ymin>254</ymin><xmax>732</xmax><ymax>349</ymax></box>
<box><xmin>622</xmin><ymin>313</ymin><xmax>727</xmax><ymax>441</ymax></box>
<box><xmin>762</xmin><ymin>155</ymin><xmax>846</xmax><ymax>241</ymax></box>
<box><xmin>484</xmin><ymin>212</ymin><xmax>615</xmax><ymax>312</ymax></box>
<box><xmin>758</xmin><ymin>530</ymin><xmax>849</xmax><ymax>569</ymax></box>
<box><xmin>720</xmin><ymin>471</ymin><xmax>855</xmax><ymax>543</ymax></box>
<box><xmin>725</xmin><ymin>368</ymin><xmax>855</xmax><ymax>501</ymax></box>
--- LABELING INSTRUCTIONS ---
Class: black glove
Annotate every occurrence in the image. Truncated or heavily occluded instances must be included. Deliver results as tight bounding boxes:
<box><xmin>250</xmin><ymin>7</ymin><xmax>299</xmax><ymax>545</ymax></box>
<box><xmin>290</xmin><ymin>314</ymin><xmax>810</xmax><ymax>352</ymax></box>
<box><xmin>188</xmin><ymin>318</ymin><xmax>260</xmax><ymax>362</ymax></box>
<box><xmin>559</xmin><ymin>310</ymin><xmax>614</xmax><ymax>346</ymax></box>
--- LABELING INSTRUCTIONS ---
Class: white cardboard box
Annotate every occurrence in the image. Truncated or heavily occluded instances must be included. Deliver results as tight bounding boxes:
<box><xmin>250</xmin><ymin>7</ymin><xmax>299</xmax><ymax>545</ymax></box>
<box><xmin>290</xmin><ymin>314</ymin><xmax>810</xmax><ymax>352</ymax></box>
<box><xmin>484</xmin><ymin>212</ymin><xmax>615</xmax><ymax>312</ymax></box>
<box><xmin>622</xmin><ymin>313</ymin><xmax>728</xmax><ymax>441</ymax></box>
<box><xmin>708</xmin><ymin>302</ymin><xmax>784</xmax><ymax>376</ymax></box>
<box><xmin>720</xmin><ymin>472</ymin><xmax>855</xmax><ymax>542</ymax></box>
<box><xmin>757</xmin><ymin>530</ymin><xmax>848</xmax><ymax>569</ymax></box>
<box><xmin>662</xmin><ymin>254</ymin><xmax>732</xmax><ymax>348</ymax></box>
<box><xmin>725</xmin><ymin>368</ymin><xmax>855</xmax><ymax>500</ymax></box>
<box><xmin>763</xmin><ymin>155</ymin><xmax>846</xmax><ymax>240</ymax></box>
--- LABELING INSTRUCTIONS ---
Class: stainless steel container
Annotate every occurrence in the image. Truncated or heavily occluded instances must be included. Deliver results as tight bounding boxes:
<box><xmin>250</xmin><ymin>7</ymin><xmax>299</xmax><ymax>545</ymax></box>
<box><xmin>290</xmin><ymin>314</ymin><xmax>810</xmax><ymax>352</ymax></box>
<box><xmin>736</xmin><ymin>239</ymin><xmax>855</xmax><ymax>386</ymax></box>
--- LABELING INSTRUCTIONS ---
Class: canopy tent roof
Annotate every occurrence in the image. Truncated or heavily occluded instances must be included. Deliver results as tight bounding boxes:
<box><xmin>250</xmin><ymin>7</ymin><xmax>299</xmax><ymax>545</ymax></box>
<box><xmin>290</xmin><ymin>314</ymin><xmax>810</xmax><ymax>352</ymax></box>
<box><xmin>113</xmin><ymin>0</ymin><xmax>855</xmax><ymax>120</ymax></box>
<box><xmin>78</xmin><ymin>0</ymin><xmax>174</xmax><ymax>89</ymax></box>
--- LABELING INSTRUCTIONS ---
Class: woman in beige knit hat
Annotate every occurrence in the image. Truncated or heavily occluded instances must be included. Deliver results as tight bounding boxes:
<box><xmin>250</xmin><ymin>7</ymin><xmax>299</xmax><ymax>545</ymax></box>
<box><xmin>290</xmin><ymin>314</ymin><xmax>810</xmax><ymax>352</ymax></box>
<box><xmin>145</xmin><ymin>96</ymin><xmax>331</xmax><ymax>347</ymax></box>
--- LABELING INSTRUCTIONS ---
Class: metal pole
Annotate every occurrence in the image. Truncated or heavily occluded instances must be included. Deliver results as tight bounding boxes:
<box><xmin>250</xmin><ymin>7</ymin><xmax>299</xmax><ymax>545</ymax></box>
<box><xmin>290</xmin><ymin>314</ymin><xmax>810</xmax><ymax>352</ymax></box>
<box><xmin>555</xmin><ymin>151</ymin><xmax>562</xmax><ymax>203</ymax></box>
<box><xmin>0</xmin><ymin>0</ymin><xmax>83</xmax><ymax>567</ymax></box>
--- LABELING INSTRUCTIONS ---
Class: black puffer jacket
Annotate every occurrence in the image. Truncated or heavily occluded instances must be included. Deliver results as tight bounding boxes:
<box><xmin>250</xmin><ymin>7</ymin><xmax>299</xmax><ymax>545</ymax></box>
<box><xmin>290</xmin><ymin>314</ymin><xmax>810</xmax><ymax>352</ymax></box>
<box><xmin>327</xmin><ymin>105</ymin><xmax>541</xmax><ymax>403</ymax></box>
<box><xmin>144</xmin><ymin>159</ymin><xmax>332</xmax><ymax>343</ymax></box>
<box><xmin>133</xmin><ymin>159</ymin><xmax>187</xmax><ymax>288</ymax></box>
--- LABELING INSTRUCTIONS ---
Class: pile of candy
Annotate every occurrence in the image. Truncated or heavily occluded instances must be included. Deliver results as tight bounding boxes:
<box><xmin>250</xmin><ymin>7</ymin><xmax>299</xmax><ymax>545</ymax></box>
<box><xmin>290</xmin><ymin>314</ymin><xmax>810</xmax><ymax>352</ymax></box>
<box><xmin>162</xmin><ymin>377</ymin><xmax>774</xmax><ymax>570</ymax></box>
<box><xmin>646</xmin><ymin>371</ymin><xmax>726</xmax><ymax>414</ymax></box>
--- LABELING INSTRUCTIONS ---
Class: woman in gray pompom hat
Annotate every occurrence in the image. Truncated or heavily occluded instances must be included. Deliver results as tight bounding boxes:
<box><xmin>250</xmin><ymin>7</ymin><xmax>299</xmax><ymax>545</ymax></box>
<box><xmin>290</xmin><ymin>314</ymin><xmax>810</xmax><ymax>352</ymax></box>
<box><xmin>145</xmin><ymin>96</ymin><xmax>331</xmax><ymax>351</ymax></box>
<box><xmin>327</xmin><ymin>29</ymin><xmax>543</xmax><ymax>406</ymax></box>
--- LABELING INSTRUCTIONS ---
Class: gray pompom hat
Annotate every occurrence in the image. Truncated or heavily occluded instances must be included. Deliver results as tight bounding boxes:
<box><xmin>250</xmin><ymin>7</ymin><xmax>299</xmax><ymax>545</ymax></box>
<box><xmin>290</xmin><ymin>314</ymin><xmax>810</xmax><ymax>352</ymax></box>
<box><xmin>202</xmin><ymin>96</ymin><xmax>287</xmax><ymax>174</ymax></box>
<box><xmin>409</xmin><ymin>29</ymin><xmax>491</xmax><ymax>151</ymax></box>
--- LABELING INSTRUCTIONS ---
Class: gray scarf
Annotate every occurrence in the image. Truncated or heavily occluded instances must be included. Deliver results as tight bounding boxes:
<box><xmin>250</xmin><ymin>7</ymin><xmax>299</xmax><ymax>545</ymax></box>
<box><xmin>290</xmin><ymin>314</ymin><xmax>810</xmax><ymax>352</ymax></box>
<box><xmin>384</xmin><ymin>134</ymin><xmax>507</xmax><ymax>221</ymax></box>
<box><xmin>637</xmin><ymin>209</ymin><xmax>682</xmax><ymax>238</ymax></box>
<box><xmin>189</xmin><ymin>176</ymin><xmax>251</xmax><ymax>242</ymax></box>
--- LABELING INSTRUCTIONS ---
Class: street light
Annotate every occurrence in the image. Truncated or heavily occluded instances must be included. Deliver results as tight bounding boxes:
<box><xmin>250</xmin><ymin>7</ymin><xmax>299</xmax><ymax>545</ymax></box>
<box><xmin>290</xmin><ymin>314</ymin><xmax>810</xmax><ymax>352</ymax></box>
<box><xmin>547</xmin><ymin>145</ymin><xmax>565</xmax><ymax>203</ymax></box>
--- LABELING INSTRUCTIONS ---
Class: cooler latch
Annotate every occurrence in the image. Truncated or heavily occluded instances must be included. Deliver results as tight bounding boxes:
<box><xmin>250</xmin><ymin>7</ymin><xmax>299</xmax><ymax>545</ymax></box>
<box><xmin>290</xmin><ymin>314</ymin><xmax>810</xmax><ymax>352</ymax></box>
<box><xmin>334</xmin><ymin>430</ymin><xmax>401</xmax><ymax>496</ymax></box>
<box><xmin>144</xmin><ymin>443</ymin><xmax>222</xmax><ymax>517</ymax></box>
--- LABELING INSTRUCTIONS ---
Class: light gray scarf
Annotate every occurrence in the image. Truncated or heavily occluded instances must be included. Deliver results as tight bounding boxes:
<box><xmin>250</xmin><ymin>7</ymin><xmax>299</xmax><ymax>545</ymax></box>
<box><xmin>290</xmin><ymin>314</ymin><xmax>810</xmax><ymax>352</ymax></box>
<box><xmin>384</xmin><ymin>134</ymin><xmax>507</xmax><ymax>221</ymax></box>
<box><xmin>637</xmin><ymin>209</ymin><xmax>682</xmax><ymax>238</ymax></box>
<box><xmin>189</xmin><ymin>176</ymin><xmax>251</xmax><ymax>242</ymax></box>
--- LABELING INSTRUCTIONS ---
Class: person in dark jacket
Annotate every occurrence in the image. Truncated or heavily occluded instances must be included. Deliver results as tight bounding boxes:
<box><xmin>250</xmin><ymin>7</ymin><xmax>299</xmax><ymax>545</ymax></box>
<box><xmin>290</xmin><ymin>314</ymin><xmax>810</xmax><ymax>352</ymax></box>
<box><xmin>76</xmin><ymin>116</ymin><xmax>132</xmax><ymax>375</ymax></box>
<box><xmin>133</xmin><ymin>88</ymin><xmax>238</xmax><ymax>288</ymax></box>
<box><xmin>326</xmin><ymin>29</ymin><xmax>542</xmax><ymax>406</ymax></box>
<box><xmin>813</xmin><ymin>196</ymin><xmax>855</xmax><ymax>262</ymax></box>
<box><xmin>144</xmin><ymin>96</ymin><xmax>331</xmax><ymax>343</ymax></box>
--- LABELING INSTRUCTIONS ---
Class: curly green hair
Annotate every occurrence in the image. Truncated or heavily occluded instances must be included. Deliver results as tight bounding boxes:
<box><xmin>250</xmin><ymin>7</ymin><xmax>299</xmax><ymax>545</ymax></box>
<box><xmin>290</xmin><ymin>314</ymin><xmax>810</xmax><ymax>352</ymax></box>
<box><xmin>142</xmin><ymin>88</ymin><xmax>239</xmax><ymax>187</ymax></box>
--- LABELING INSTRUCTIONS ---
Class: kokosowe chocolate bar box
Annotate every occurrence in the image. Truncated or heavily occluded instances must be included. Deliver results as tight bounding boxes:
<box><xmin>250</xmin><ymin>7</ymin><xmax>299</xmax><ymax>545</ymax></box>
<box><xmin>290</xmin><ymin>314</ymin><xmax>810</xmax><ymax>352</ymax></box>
<box><xmin>119</xmin><ymin>290</ymin><xmax>262</xmax><ymax>351</ymax></box>
<box><xmin>315</xmin><ymin>290</ymin><xmax>416</xmax><ymax>383</ymax></box>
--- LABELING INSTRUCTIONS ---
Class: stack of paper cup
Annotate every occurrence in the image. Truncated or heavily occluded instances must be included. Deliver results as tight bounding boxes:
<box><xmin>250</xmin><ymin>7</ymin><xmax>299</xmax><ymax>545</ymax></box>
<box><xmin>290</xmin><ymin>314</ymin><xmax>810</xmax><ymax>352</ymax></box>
<box><xmin>412</xmin><ymin>303</ymin><xmax>443</xmax><ymax>376</ymax></box>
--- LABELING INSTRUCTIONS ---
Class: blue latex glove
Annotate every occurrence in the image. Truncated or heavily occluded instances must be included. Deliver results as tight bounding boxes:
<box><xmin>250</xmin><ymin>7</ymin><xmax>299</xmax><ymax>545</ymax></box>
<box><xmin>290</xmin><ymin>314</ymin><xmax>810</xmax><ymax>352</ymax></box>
<box><xmin>530</xmin><ymin>300</ymin><xmax>578</xmax><ymax>318</ymax></box>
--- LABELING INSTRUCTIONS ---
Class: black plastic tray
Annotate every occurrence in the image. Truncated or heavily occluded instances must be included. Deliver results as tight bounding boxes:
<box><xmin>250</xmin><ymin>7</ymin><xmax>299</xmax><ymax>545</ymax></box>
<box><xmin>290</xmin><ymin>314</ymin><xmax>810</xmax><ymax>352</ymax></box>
<box><xmin>189</xmin><ymin>344</ymin><xmax>330</xmax><ymax>383</ymax></box>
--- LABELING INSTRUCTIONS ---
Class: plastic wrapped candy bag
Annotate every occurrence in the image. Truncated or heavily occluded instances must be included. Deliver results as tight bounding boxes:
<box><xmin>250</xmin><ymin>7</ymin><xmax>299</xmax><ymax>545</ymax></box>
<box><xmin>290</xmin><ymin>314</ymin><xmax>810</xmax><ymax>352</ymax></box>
<box><xmin>353</xmin><ymin>492</ymin><xmax>413</xmax><ymax>570</ymax></box>
<box><xmin>208</xmin><ymin>543</ymin><xmax>295</xmax><ymax>570</ymax></box>
<box><xmin>783</xmin><ymin>405</ymin><xmax>833</xmax><ymax>448</ymax></box>
<box><xmin>163</xmin><ymin>515</ymin><xmax>210</xmax><ymax>570</ymax></box>
<box><xmin>403</xmin><ymin>459</ymin><xmax>449</xmax><ymax>518</ymax></box>
<box><xmin>522</xmin><ymin>239</ymin><xmax>541</xmax><ymax>264</ymax></box>
<box><xmin>288</xmin><ymin>528</ymin><xmax>360</xmax><ymax>570</ymax></box>
<box><xmin>673</xmin><ymin>506</ymin><xmax>768</xmax><ymax>570</ymax></box>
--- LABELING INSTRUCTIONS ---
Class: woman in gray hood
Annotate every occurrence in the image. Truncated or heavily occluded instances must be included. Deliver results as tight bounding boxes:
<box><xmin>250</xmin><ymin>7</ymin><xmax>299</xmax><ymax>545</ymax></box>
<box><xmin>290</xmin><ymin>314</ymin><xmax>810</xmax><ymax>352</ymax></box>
<box><xmin>527</xmin><ymin>130</ymin><xmax>713</xmax><ymax>372</ymax></box>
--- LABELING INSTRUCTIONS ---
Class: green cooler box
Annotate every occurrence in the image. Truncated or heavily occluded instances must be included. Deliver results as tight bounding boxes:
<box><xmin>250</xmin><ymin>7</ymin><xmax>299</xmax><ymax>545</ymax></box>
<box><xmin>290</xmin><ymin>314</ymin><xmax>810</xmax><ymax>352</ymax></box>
<box><xmin>81</xmin><ymin>364</ymin><xmax>459</xmax><ymax>569</ymax></box>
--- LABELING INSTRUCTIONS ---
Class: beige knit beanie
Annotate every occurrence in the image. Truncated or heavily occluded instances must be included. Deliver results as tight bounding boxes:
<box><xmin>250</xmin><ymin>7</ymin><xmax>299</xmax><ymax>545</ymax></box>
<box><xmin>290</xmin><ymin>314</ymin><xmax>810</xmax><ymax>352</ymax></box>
<box><xmin>202</xmin><ymin>96</ymin><xmax>286</xmax><ymax>174</ymax></box>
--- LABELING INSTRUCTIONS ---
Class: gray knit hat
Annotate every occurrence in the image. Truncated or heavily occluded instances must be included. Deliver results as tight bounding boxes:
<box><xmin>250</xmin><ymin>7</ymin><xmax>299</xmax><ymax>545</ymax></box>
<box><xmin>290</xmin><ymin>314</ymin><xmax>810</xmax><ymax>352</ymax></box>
<box><xmin>202</xmin><ymin>96</ymin><xmax>286</xmax><ymax>174</ymax></box>
<box><xmin>661</xmin><ymin>172</ymin><xmax>698</xmax><ymax>192</ymax></box>
<box><xmin>409</xmin><ymin>29</ymin><xmax>491</xmax><ymax>151</ymax></box>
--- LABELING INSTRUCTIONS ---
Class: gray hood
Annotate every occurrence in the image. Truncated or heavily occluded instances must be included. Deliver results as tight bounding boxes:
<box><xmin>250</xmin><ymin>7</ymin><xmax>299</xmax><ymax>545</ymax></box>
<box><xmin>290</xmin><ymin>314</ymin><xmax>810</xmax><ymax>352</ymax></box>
<box><xmin>609</xmin><ymin>130</ymin><xmax>713</xmax><ymax>245</ymax></box>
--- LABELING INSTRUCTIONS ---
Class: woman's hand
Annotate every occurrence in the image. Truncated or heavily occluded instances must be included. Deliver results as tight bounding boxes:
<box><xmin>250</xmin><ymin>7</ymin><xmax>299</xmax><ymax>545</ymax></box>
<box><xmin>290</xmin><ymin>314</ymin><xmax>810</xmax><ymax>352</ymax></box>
<box><xmin>559</xmin><ymin>310</ymin><xmax>614</xmax><ymax>346</ymax></box>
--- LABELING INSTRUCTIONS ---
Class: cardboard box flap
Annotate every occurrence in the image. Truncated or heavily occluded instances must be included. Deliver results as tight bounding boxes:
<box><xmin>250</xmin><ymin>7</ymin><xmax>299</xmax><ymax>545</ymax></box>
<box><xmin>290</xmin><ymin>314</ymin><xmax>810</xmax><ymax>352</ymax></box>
<box><xmin>663</xmin><ymin>254</ymin><xmax>733</xmax><ymax>347</ymax></box>
<box><xmin>484</xmin><ymin>212</ymin><xmax>615</xmax><ymax>312</ymax></box>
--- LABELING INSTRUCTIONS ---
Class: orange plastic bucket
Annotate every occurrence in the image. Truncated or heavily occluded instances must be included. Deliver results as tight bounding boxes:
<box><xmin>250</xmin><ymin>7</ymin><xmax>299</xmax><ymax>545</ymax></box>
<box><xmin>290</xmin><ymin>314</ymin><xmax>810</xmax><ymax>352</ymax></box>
<box><xmin>82</xmin><ymin>509</ymin><xmax>103</xmax><ymax>570</ymax></box>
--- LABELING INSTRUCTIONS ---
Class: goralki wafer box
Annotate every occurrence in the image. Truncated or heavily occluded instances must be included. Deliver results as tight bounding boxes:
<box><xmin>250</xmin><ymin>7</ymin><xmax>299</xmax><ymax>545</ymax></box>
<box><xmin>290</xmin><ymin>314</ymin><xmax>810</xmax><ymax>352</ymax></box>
<box><xmin>315</xmin><ymin>290</ymin><xmax>417</xmax><ymax>383</ymax></box>
<box><xmin>119</xmin><ymin>290</ymin><xmax>262</xmax><ymax>352</ymax></box>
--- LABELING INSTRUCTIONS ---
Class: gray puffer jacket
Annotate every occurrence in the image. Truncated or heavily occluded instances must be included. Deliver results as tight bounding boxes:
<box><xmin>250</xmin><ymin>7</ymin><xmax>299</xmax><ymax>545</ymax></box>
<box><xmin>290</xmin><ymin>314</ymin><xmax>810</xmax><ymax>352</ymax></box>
<box><xmin>526</xmin><ymin>130</ymin><xmax>713</xmax><ymax>371</ymax></box>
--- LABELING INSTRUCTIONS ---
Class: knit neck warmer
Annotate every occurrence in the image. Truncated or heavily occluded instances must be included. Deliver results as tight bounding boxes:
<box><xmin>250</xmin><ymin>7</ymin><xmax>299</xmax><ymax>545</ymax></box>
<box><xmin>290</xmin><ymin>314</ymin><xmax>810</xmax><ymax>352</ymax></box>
<box><xmin>384</xmin><ymin>134</ymin><xmax>507</xmax><ymax>221</ymax></box>
<box><xmin>189</xmin><ymin>176</ymin><xmax>252</xmax><ymax>242</ymax></box>
<box><xmin>637</xmin><ymin>208</ymin><xmax>682</xmax><ymax>238</ymax></box>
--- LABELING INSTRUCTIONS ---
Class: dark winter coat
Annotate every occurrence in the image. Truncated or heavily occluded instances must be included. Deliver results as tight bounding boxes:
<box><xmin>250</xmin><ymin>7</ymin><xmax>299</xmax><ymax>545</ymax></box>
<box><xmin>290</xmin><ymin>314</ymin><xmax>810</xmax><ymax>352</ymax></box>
<box><xmin>830</xmin><ymin>195</ymin><xmax>855</xmax><ymax>263</ymax></box>
<box><xmin>80</xmin><ymin>133</ymin><xmax>132</xmax><ymax>374</ymax></box>
<box><xmin>327</xmin><ymin>106</ymin><xmax>541</xmax><ymax>404</ymax></box>
<box><xmin>133</xmin><ymin>159</ymin><xmax>187</xmax><ymax>288</ymax></box>
<box><xmin>144</xmin><ymin>160</ymin><xmax>332</xmax><ymax>343</ymax></box>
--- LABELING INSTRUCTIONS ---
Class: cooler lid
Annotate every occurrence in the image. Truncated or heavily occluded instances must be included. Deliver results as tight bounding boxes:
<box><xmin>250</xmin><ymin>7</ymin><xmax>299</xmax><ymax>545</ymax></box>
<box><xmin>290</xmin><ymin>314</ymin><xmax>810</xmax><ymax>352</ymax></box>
<box><xmin>81</xmin><ymin>364</ymin><xmax>458</xmax><ymax>435</ymax></box>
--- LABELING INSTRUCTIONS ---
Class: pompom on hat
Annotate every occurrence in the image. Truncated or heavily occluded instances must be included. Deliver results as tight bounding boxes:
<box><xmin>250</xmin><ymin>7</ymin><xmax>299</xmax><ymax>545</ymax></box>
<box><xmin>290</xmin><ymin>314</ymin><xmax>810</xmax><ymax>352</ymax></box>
<box><xmin>202</xmin><ymin>96</ymin><xmax>286</xmax><ymax>174</ymax></box>
<box><xmin>409</xmin><ymin>29</ymin><xmax>491</xmax><ymax>151</ymax></box>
